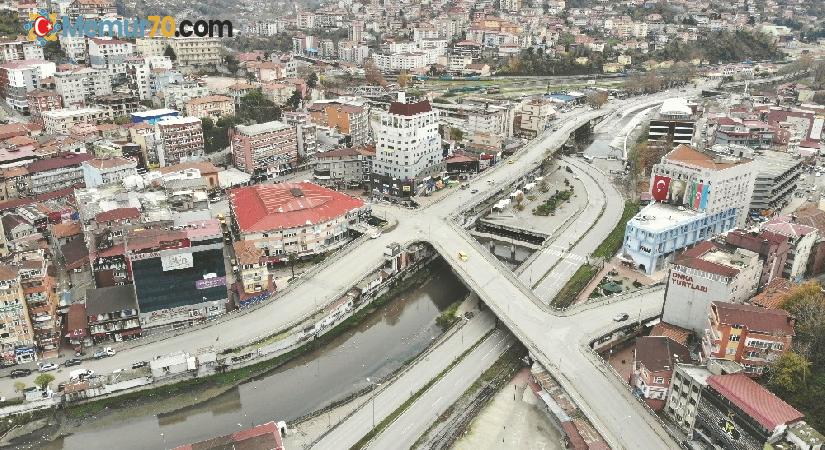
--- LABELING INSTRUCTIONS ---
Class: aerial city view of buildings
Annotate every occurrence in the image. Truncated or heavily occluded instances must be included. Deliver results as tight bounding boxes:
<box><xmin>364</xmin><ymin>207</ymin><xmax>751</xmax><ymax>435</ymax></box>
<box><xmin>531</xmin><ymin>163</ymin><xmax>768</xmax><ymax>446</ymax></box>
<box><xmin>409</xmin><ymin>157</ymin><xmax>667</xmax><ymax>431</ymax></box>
<box><xmin>0</xmin><ymin>0</ymin><xmax>821</xmax><ymax>448</ymax></box>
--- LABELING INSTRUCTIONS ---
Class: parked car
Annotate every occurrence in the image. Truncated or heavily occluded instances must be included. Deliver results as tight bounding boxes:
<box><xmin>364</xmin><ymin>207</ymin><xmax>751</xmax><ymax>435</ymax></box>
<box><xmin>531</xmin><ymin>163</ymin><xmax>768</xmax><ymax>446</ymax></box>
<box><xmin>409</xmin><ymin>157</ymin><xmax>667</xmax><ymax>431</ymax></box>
<box><xmin>131</xmin><ymin>361</ymin><xmax>148</xmax><ymax>369</ymax></box>
<box><xmin>613</xmin><ymin>313</ymin><xmax>630</xmax><ymax>322</ymax></box>
<box><xmin>69</xmin><ymin>368</ymin><xmax>94</xmax><ymax>381</ymax></box>
<box><xmin>470</xmin><ymin>189</ymin><xmax>478</xmax><ymax>194</ymax></box>
<box><xmin>9</xmin><ymin>368</ymin><xmax>31</xmax><ymax>378</ymax></box>
<box><xmin>37</xmin><ymin>362</ymin><xmax>58</xmax><ymax>372</ymax></box>
<box><xmin>93</xmin><ymin>347</ymin><xmax>116</xmax><ymax>359</ymax></box>
<box><xmin>64</xmin><ymin>358</ymin><xmax>82</xmax><ymax>367</ymax></box>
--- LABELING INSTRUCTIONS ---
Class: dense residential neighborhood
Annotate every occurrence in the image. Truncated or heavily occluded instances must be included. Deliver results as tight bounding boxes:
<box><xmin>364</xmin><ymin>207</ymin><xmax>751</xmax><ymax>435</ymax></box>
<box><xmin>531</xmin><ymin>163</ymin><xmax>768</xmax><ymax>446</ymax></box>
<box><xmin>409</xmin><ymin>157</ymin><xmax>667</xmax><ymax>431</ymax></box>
<box><xmin>0</xmin><ymin>0</ymin><xmax>821</xmax><ymax>448</ymax></box>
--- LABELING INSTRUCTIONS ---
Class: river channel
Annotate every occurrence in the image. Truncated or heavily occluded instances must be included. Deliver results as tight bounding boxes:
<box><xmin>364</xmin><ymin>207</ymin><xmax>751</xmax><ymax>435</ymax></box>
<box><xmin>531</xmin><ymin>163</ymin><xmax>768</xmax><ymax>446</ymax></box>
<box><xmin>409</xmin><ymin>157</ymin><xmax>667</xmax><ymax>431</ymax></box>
<box><xmin>14</xmin><ymin>259</ymin><xmax>467</xmax><ymax>450</ymax></box>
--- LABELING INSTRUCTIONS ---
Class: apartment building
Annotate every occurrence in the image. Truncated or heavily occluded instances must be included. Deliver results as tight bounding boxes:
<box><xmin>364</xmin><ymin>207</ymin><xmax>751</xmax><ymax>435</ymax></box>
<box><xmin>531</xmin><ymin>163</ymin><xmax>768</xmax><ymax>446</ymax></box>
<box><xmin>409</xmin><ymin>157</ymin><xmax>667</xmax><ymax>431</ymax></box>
<box><xmin>82</xmin><ymin>157</ymin><xmax>138</xmax><ymax>188</ymax></box>
<box><xmin>724</xmin><ymin>228</ymin><xmax>790</xmax><ymax>288</ymax></box>
<box><xmin>0</xmin><ymin>264</ymin><xmax>35</xmax><ymax>365</ymax></box>
<box><xmin>307</xmin><ymin>99</ymin><xmax>369</xmax><ymax>146</ymax></box>
<box><xmin>703</xmin><ymin>302</ymin><xmax>794</xmax><ymax>376</ymax></box>
<box><xmin>232</xmin><ymin>240</ymin><xmax>275</xmax><ymax>307</ymax></box>
<box><xmin>93</xmin><ymin>92</ymin><xmax>140</xmax><ymax>118</ymax></box>
<box><xmin>27</xmin><ymin>153</ymin><xmax>94</xmax><ymax>195</ymax></box>
<box><xmin>59</xmin><ymin>36</ymin><xmax>88</xmax><ymax>63</ymax></box>
<box><xmin>15</xmin><ymin>251</ymin><xmax>59</xmax><ymax>359</ymax></box>
<box><xmin>749</xmin><ymin>150</ymin><xmax>803</xmax><ymax>214</ymax></box>
<box><xmin>632</xmin><ymin>336</ymin><xmax>691</xmax><ymax>409</ymax></box>
<box><xmin>372</xmin><ymin>51</ymin><xmax>437</xmax><ymax>72</ymax></box>
<box><xmin>516</xmin><ymin>98</ymin><xmax>556</xmax><ymax>137</ymax></box>
<box><xmin>283</xmin><ymin>111</ymin><xmax>318</xmax><ymax>161</ymax></box>
<box><xmin>42</xmin><ymin>107</ymin><xmax>111</xmax><ymax>134</ymax></box>
<box><xmin>135</xmin><ymin>37</ymin><xmax>168</xmax><ymax>58</ymax></box>
<box><xmin>156</xmin><ymin>116</ymin><xmax>205</xmax><ymax>166</ymax></box>
<box><xmin>230</xmin><ymin>182</ymin><xmax>370</xmax><ymax>259</ymax></box>
<box><xmin>663</xmin><ymin>241</ymin><xmax>762</xmax><ymax>334</ymax></box>
<box><xmin>0</xmin><ymin>38</ymin><xmax>44</xmax><ymax>62</ymax></box>
<box><xmin>54</xmin><ymin>67</ymin><xmax>112</xmax><ymax>108</ymax></box>
<box><xmin>312</xmin><ymin>147</ymin><xmax>374</xmax><ymax>187</ymax></box>
<box><xmin>169</xmin><ymin>37</ymin><xmax>222</xmax><ymax>67</ymax></box>
<box><xmin>623</xmin><ymin>145</ymin><xmax>757</xmax><ymax>273</ymax></box>
<box><xmin>649</xmin><ymin>98</ymin><xmax>696</xmax><ymax>148</ymax></box>
<box><xmin>185</xmin><ymin>95</ymin><xmax>235</xmax><ymax>120</ymax></box>
<box><xmin>26</xmin><ymin>88</ymin><xmax>62</xmax><ymax>125</ymax></box>
<box><xmin>664</xmin><ymin>360</ymin><xmax>744</xmax><ymax>434</ymax></box>
<box><xmin>67</xmin><ymin>0</ymin><xmax>117</xmax><ymax>18</ymax></box>
<box><xmin>373</xmin><ymin>99</ymin><xmax>441</xmax><ymax>196</ymax></box>
<box><xmin>763</xmin><ymin>215</ymin><xmax>819</xmax><ymax>282</ymax></box>
<box><xmin>88</xmin><ymin>38</ymin><xmax>134</xmax><ymax>82</ymax></box>
<box><xmin>230</xmin><ymin>121</ymin><xmax>298</xmax><ymax>178</ymax></box>
<box><xmin>0</xmin><ymin>60</ymin><xmax>56</xmax><ymax>112</ymax></box>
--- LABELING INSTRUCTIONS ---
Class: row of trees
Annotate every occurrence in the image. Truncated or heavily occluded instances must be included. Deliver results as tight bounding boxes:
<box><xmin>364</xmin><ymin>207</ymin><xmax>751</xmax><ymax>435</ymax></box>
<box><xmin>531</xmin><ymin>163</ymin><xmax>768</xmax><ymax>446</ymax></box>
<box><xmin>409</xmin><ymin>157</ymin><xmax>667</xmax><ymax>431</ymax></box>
<box><xmin>623</xmin><ymin>63</ymin><xmax>696</xmax><ymax>95</ymax></box>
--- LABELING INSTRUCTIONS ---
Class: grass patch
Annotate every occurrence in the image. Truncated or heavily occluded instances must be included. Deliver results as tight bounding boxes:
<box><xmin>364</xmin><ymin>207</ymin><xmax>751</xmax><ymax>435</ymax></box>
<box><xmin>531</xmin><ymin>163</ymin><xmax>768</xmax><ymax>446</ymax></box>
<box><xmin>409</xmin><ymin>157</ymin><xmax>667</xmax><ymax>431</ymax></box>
<box><xmin>66</xmin><ymin>262</ymin><xmax>438</xmax><ymax>421</ymax></box>
<box><xmin>592</xmin><ymin>200</ymin><xmax>639</xmax><ymax>259</ymax></box>
<box><xmin>551</xmin><ymin>264</ymin><xmax>598</xmax><ymax>308</ymax></box>
<box><xmin>436</xmin><ymin>302</ymin><xmax>461</xmax><ymax>330</ymax></box>
<box><xmin>533</xmin><ymin>188</ymin><xmax>573</xmax><ymax>216</ymax></box>
<box><xmin>350</xmin><ymin>328</ymin><xmax>495</xmax><ymax>450</ymax></box>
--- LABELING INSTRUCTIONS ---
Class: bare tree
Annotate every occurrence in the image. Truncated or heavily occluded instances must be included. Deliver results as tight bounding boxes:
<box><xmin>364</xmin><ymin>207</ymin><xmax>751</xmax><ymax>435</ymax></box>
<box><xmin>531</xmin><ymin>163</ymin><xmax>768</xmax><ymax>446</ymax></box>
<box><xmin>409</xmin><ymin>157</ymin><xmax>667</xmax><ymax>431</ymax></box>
<box><xmin>586</xmin><ymin>91</ymin><xmax>609</xmax><ymax>109</ymax></box>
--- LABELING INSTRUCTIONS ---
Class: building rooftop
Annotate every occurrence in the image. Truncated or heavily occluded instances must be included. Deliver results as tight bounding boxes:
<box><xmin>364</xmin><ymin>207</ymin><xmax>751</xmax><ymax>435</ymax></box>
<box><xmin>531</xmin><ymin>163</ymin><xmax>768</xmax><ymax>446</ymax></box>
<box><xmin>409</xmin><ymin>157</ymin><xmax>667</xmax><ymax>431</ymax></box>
<box><xmin>173</xmin><ymin>421</ymin><xmax>284</xmax><ymax>450</ymax></box>
<box><xmin>387</xmin><ymin>100</ymin><xmax>432</xmax><ymax>116</ymax></box>
<box><xmin>230</xmin><ymin>182</ymin><xmax>365</xmax><ymax>232</ymax></box>
<box><xmin>86</xmin><ymin>284</ymin><xmax>139</xmax><ymax>317</ymax></box>
<box><xmin>635</xmin><ymin>336</ymin><xmax>691</xmax><ymax>372</ymax></box>
<box><xmin>753</xmin><ymin>150</ymin><xmax>802</xmax><ymax>177</ymax></box>
<box><xmin>750</xmin><ymin>278</ymin><xmax>793</xmax><ymax>309</ymax></box>
<box><xmin>674</xmin><ymin>240</ymin><xmax>758</xmax><ymax>278</ymax></box>
<box><xmin>711</xmin><ymin>301</ymin><xmax>795</xmax><ymax>336</ymax></box>
<box><xmin>764</xmin><ymin>215</ymin><xmax>817</xmax><ymax>239</ymax></box>
<box><xmin>629</xmin><ymin>202</ymin><xmax>701</xmax><ymax>233</ymax></box>
<box><xmin>42</xmin><ymin>107</ymin><xmax>106</xmax><ymax>119</ymax></box>
<box><xmin>707</xmin><ymin>373</ymin><xmax>803</xmax><ymax>431</ymax></box>
<box><xmin>131</xmin><ymin>108</ymin><xmax>179</xmax><ymax>118</ymax></box>
<box><xmin>664</xmin><ymin>144</ymin><xmax>747</xmax><ymax>171</ymax></box>
<box><xmin>186</xmin><ymin>95</ymin><xmax>232</xmax><ymax>105</ymax></box>
<box><xmin>649</xmin><ymin>322</ymin><xmax>692</xmax><ymax>346</ymax></box>
<box><xmin>84</xmin><ymin>157</ymin><xmax>135</xmax><ymax>170</ymax></box>
<box><xmin>234</xmin><ymin>121</ymin><xmax>291</xmax><ymax>135</ymax></box>
<box><xmin>27</xmin><ymin>153</ymin><xmax>93</xmax><ymax>174</ymax></box>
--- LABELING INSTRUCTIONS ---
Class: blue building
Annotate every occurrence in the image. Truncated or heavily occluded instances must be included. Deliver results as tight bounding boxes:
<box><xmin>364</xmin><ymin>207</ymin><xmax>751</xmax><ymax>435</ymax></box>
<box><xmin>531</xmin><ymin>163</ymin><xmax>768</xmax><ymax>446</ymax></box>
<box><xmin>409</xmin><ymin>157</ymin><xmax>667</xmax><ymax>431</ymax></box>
<box><xmin>622</xmin><ymin>203</ymin><xmax>738</xmax><ymax>274</ymax></box>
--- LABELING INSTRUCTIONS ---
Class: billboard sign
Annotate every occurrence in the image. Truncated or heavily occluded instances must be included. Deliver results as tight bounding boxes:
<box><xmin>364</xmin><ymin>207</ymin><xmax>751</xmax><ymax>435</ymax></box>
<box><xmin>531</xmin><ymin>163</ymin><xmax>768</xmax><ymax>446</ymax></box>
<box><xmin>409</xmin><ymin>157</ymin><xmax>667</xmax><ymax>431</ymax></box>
<box><xmin>196</xmin><ymin>276</ymin><xmax>226</xmax><ymax>290</ymax></box>
<box><xmin>161</xmin><ymin>252</ymin><xmax>193</xmax><ymax>271</ymax></box>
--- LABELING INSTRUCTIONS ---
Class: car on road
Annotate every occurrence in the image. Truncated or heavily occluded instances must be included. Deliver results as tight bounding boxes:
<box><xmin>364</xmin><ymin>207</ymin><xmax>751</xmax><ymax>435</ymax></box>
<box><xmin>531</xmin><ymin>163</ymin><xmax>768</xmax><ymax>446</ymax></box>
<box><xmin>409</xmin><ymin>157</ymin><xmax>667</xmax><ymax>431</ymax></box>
<box><xmin>470</xmin><ymin>189</ymin><xmax>478</xmax><ymax>194</ymax></box>
<box><xmin>37</xmin><ymin>362</ymin><xmax>59</xmax><ymax>372</ymax></box>
<box><xmin>370</xmin><ymin>231</ymin><xmax>382</xmax><ymax>239</ymax></box>
<box><xmin>131</xmin><ymin>361</ymin><xmax>148</xmax><ymax>369</ymax></box>
<box><xmin>69</xmin><ymin>368</ymin><xmax>94</xmax><ymax>381</ymax></box>
<box><xmin>64</xmin><ymin>358</ymin><xmax>82</xmax><ymax>367</ymax></box>
<box><xmin>458</xmin><ymin>251</ymin><xmax>469</xmax><ymax>261</ymax></box>
<box><xmin>9</xmin><ymin>368</ymin><xmax>31</xmax><ymax>378</ymax></box>
<box><xmin>94</xmin><ymin>347</ymin><xmax>116</xmax><ymax>359</ymax></box>
<box><xmin>613</xmin><ymin>313</ymin><xmax>630</xmax><ymax>322</ymax></box>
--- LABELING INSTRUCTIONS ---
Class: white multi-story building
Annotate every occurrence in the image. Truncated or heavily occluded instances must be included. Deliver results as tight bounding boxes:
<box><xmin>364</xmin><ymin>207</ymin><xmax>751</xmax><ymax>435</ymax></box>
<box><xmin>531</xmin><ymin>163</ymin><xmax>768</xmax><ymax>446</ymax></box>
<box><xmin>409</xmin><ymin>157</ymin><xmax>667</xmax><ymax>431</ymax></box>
<box><xmin>622</xmin><ymin>145</ymin><xmax>757</xmax><ymax>273</ymax></box>
<box><xmin>337</xmin><ymin>41</ymin><xmax>371</xmax><ymax>64</ymax></box>
<box><xmin>0</xmin><ymin>60</ymin><xmax>56</xmax><ymax>112</ymax></box>
<box><xmin>59</xmin><ymin>36</ymin><xmax>87</xmax><ymax>63</ymax></box>
<box><xmin>374</xmin><ymin>98</ymin><xmax>441</xmax><ymax>186</ymax></box>
<box><xmin>372</xmin><ymin>50</ymin><xmax>438</xmax><ymax>72</ymax></box>
<box><xmin>0</xmin><ymin>39</ymin><xmax>44</xmax><ymax>62</ymax></box>
<box><xmin>135</xmin><ymin>37</ymin><xmax>168</xmax><ymax>58</ymax></box>
<box><xmin>88</xmin><ymin>38</ymin><xmax>134</xmax><ymax>82</ymax></box>
<box><xmin>81</xmin><ymin>157</ymin><xmax>138</xmax><ymax>188</ymax></box>
<box><xmin>156</xmin><ymin>116</ymin><xmax>205</xmax><ymax>166</ymax></box>
<box><xmin>662</xmin><ymin>241</ymin><xmax>762</xmax><ymax>334</ymax></box>
<box><xmin>42</xmin><ymin>107</ymin><xmax>111</xmax><ymax>134</ymax></box>
<box><xmin>169</xmin><ymin>37</ymin><xmax>221</xmax><ymax>67</ymax></box>
<box><xmin>230</xmin><ymin>121</ymin><xmax>298</xmax><ymax>177</ymax></box>
<box><xmin>55</xmin><ymin>67</ymin><xmax>112</xmax><ymax>108</ymax></box>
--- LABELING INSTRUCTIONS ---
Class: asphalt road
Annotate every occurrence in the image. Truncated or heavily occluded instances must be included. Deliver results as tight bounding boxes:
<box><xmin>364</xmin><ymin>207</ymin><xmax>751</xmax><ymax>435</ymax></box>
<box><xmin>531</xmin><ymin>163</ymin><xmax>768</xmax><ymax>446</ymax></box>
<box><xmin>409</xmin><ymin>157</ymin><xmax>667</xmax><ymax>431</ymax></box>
<box><xmin>365</xmin><ymin>331</ymin><xmax>513</xmax><ymax>450</ymax></box>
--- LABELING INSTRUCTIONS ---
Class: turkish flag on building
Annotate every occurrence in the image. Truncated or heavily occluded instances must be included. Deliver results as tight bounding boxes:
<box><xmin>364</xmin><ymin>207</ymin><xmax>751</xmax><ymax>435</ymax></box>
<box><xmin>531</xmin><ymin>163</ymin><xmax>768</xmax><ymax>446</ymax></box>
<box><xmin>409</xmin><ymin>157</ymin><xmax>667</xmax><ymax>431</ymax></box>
<box><xmin>651</xmin><ymin>175</ymin><xmax>670</xmax><ymax>201</ymax></box>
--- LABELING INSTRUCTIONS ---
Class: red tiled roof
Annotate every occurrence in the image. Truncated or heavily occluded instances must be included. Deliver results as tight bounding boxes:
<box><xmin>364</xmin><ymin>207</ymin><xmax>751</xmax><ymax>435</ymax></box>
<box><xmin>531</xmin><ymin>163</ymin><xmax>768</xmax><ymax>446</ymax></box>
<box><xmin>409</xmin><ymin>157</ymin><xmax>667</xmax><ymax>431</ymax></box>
<box><xmin>665</xmin><ymin>144</ymin><xmax>744</xmax><ymax>170</ymax></box>
<box><xmin>27</xmin><ymin>153</ymin><xmax>93</xmax><ymax>174</ymax></box>
<box><xmin>84</xmin><ymin>157</ymin><xmax>134</xmax><ymax>170</ymax></box>
<box><xmin>66</xmin><ymin>303</ymin><xmax>87</xmax><ymax>333</ymax></box>
<box><xmin>708</xmin><ymin>373</ymin><xmax>803</xmax><ymax>430</ymax></box>
<box><xmin>387</xmin><ymin>100</ymin><xmax>432</xmax><ymax>116</ymax></box>
<box><xmin>95</xmin><ymin>207</ymin><xmax>140</xmax><ymax>223</ymax></box>
<box><xmin>51</xmin><ymin>221</ymin><xmax>82</xmax><ymax>239</ymax></box>
<box><xmin>230</xmin><ymin>182</ymin><xmax>364</xmax><ymax>232</ymax></box>
<box><xmin>174</xmin><ymin>421</ymin><xmax>284</xmax><ymax>450</ymax></box>
<box><xmin>674</xmin><ymin>241</ymin><xmax>740</xmax><ymax>278</ymax></box>
<box><xmin>634</xmin><ymin>336</ymin><xmax>691</xmax><ymax>372</ymax></box>
<box><xmin>750</xmin><ymin>278</ymin><xmax>793</xmax><ymax>309</ymax></box>
<box><xmin>711</xmin><ymin>301</ymin><xmax>795</xmax><ymax>336</ymax></box>
<box><xmin>649</xmin><ymin>322</ymin><xmax>692</xmax><ymax>346</ymax></box>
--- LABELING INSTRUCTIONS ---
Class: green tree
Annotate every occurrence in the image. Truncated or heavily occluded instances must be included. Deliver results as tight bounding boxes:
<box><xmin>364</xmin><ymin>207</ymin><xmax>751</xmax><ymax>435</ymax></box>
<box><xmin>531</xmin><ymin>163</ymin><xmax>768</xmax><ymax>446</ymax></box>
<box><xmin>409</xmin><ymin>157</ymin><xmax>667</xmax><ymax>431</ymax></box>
<box><xmin>306</xmin><ymin>72</ymin><xmax>318</xmax><ymax>90</ymax></box>
<box><xmin>34</xmin><ymin>373</ymin><xmax>55</xmax><ymax>390</ymax></box>
<box><xmin>225</xmin><ymin>54</ymin><xmax>239</xmax><ymax>75</ymax></box>
<box><xmin>13</xmin><ymin>381</ymin><xmax>25</xmax><ymax>393</ymax></box>
<box><xmin>288</xmin><ymin>252</ymin><xmax>298</xmax><ymax>280</ymax></box>
<box><xmin>286</xmin><ymin>90</ymin><xmax>302</xmax><ymax>110</ymax></box>
<box><xmin>164</xmin><ymin>45</ymin><xmax>177</xmax><ymax>61</ymax></box>
<box><xmin>769</xmin><ymin>352</ymin><xmax>812</xmax><ymax>394</ymax></box>
<box><xmin>449</xmin><ymin>127</ymin><xmax>464</xmax><ymax>141</ymax></box>
<box><xmin>238</xmin><ymin>90</ymin><xmax>281</xmax><ymax>123</ymax></box>
<box><xmin>781</xmin><ymin>282</ymin><xmax>825</xmax><ymax>365</ymax></box>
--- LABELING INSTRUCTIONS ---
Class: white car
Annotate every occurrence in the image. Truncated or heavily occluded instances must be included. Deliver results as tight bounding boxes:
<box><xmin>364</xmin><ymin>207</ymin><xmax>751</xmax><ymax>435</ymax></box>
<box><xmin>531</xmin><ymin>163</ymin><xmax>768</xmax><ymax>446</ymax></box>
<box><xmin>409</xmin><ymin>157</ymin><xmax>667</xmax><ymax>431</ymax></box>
<box><xmin>37</xmin><ymin>362</ymin><xmax>58</xmax><ymax>372</ymax></box>
<box><xmin>613</xmin><ymin>313</ymin><xmax>630</xmax><ymax>322</ymax></box>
